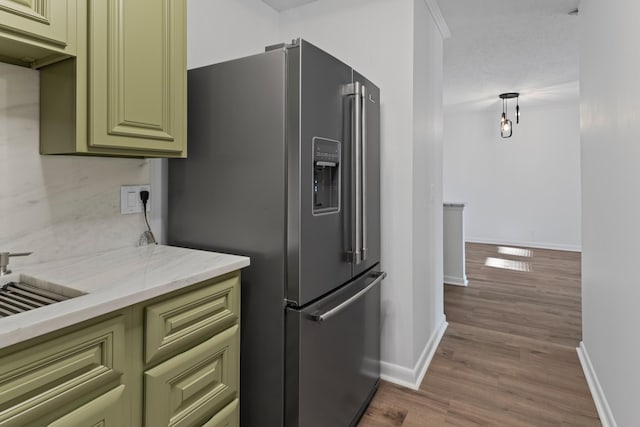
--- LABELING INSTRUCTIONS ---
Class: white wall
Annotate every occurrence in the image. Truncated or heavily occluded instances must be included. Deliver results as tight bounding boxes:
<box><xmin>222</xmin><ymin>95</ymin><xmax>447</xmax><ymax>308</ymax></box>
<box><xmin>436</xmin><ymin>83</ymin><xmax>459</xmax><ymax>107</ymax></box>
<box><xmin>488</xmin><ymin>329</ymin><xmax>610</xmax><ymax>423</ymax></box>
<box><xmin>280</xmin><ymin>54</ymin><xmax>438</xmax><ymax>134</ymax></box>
<box><xmin>411</xmin><ymin>0</ymin><xmax>445</xmax><ymax>365</ymax></box>
<box><xmin>579</xmin><ymin>0</ymin><xmax>640</xmax><ymax>425</ymax></box>
<box><xmin>443</xmin><ymin>103</ymin><xmax>581</xmax><ymax>251</ymax></box>
<box><xmin>0</xmin><ymin>63</ymin><xmax>150</xmax><ymax>269</ymax></box>
<box><xmin>187</xmin><ymin>0</ymin><xmax>281</xmax><ymax>68</ymax></box>
<box><xmin>280</xmin><ymin>0</ymin><xmax>447</xmax><ymax>384</ymax></box>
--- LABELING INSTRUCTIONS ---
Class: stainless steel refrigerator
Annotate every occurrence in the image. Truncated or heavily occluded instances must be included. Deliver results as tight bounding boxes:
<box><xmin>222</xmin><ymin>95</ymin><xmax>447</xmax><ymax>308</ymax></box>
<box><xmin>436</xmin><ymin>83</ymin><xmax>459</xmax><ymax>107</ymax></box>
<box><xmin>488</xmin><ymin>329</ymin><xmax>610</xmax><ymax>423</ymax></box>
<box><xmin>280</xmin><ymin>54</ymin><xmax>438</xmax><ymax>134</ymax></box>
<box><xmin>168</xmin><ymin>39</ymin><xmax>385</xmax><ymax>427</ymax></box>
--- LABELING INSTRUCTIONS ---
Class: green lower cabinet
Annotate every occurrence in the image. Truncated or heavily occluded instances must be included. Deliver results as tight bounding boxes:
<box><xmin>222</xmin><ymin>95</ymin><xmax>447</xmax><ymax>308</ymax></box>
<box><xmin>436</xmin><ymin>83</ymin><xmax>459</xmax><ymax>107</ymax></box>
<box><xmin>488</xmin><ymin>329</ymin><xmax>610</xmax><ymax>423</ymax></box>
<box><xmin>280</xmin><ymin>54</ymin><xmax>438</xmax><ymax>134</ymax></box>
<box><xmin>48</xmin><ymin>385</ymin><xmax>127</xmax><ymax>427</ymax></box>
<box><xmin>145</xmin><ymin>275</ymin><xmax>240</xmax><ymax>365</ymax></box>
<box><xmin>144</xmin><ymin>325</ymin><xmax>240</xmax><ymax>427</ymax></box>
<box><xmin>202</xmin><ymin>399</ymin><xmax>239</xmax><ymax>427</ymax></box>
<box><xmin>0</xmin><ymin>316</ymin><xmax>127</xmax><ymax>427</ymax></box>
<box><xmin>0</xmin><ymin>272</ymin><xmax>241</xmax><ymax>427</ymax></box>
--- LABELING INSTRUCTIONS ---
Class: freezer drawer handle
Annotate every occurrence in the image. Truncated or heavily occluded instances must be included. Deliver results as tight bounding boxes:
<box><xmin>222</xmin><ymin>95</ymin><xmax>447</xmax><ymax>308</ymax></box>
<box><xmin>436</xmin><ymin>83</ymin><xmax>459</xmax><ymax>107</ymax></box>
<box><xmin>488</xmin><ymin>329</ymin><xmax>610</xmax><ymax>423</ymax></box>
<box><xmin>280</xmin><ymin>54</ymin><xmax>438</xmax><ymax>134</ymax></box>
<box><xmin>311</xmin><ymin>271</ymin><xmax>386</xmax><ymax>322</ymax></box>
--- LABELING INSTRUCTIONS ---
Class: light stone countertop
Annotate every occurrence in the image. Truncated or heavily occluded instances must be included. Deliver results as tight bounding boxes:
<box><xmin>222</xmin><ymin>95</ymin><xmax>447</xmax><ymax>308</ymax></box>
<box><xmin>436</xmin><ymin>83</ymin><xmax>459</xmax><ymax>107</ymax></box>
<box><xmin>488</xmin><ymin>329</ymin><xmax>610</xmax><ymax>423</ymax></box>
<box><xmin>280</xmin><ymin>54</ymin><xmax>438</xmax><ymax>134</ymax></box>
<box><xmin>0</xmin><ymin>245</ymin><xmax>250</xmax><ymax>349</ymax></box>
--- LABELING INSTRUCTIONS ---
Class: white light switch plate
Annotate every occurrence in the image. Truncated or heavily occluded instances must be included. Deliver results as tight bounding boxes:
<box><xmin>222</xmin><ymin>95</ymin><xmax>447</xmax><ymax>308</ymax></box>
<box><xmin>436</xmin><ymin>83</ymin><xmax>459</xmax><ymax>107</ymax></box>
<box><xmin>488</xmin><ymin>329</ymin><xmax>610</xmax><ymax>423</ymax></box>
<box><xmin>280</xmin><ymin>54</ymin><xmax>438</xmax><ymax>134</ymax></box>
<box><xmin>121</xmin><ymin>185</ymin><xmax>151</xmax><ymax>214</ymax></box>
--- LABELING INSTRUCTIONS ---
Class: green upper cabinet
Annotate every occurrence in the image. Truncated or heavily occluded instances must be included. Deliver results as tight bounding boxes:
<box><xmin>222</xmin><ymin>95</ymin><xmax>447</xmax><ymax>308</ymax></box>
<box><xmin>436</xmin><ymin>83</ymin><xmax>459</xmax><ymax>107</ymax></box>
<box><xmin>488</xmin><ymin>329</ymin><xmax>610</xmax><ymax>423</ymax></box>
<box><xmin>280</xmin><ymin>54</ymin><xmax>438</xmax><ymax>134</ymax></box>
<box><xmin>87</xmin><ymin>0</ymin><xmax>186</xmax><ymax>154</ymax></box>
<box><xmin>39</xmin><ymin>0</ymin><xmax>187</xmax><ymax>158</ymax></box>
<box><xmin>0</xmin><ymin>0</ymin><xmax>76</xmax><ymax>67</ymax></box>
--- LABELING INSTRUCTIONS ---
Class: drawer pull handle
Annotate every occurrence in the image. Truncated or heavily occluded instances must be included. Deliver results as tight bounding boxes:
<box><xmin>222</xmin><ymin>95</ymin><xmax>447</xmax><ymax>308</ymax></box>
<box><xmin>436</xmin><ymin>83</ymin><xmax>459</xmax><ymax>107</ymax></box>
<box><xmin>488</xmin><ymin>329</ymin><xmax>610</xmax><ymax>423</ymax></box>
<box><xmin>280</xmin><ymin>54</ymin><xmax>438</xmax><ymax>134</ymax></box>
<box><xmin>311</xmin><ymin>271</ymin><xmax>386</xmax><ymax>323</ymax></box>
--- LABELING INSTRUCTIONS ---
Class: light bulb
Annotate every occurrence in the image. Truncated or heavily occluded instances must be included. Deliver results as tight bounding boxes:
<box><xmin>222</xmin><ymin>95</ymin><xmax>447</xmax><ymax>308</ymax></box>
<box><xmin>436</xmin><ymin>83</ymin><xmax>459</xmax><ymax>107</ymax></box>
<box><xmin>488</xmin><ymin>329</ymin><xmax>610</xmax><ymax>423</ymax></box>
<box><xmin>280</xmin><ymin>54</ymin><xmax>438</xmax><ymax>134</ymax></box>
<box><xmin>500</xmin><ymin>118</ymin><xmax>513</xmax><ymax>138</ymax></box>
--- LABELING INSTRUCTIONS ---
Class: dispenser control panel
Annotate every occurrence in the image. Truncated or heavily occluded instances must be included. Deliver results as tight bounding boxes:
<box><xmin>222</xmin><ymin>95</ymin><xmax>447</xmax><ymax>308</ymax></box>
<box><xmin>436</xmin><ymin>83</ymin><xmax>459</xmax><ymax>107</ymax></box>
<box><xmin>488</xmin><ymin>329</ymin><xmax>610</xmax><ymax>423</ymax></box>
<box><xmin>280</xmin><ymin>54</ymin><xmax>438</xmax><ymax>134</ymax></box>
<box><xmin>314</xmin><ymin>141</ymin><xmax>340</xmax><ymax>165</ymax></box>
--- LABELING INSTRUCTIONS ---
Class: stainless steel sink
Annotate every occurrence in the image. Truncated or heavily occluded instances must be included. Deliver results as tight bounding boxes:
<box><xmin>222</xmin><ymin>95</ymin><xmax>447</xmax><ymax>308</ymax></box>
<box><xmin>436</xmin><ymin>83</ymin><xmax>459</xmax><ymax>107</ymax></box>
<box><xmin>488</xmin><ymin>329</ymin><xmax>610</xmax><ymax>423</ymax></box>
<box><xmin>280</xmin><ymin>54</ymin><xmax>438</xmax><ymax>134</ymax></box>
<box><xmin>0</xmin><ymin>281</ymin><xmax>76</xmax><ymax>317</ymax></box>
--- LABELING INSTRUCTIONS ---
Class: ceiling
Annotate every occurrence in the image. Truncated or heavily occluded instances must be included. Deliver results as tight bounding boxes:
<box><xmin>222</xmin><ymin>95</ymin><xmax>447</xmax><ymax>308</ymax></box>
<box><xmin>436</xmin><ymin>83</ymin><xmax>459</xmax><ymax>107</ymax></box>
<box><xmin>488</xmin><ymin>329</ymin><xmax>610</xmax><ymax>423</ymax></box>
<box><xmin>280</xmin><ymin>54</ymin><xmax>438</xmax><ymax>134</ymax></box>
<box><xmin>261</xmin><ymin>0</ymin><xmax>580</xmax><ymax>110</ymax></box>
<box><xmin>438</xmin><ymin>0</ymin><xmax>580</xmax><ymax>111</ymax></box>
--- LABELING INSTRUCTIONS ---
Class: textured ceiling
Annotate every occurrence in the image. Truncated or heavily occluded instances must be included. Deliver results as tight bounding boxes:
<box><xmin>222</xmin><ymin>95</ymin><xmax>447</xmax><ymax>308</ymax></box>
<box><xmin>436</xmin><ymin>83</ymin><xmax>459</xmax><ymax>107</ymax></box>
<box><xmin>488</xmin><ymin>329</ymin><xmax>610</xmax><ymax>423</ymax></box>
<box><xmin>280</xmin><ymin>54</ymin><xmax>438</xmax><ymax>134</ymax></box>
<box><xmin>438</xmin><ymin>0</ymin><xmax>580</xmax><ymax>111</ymax></box>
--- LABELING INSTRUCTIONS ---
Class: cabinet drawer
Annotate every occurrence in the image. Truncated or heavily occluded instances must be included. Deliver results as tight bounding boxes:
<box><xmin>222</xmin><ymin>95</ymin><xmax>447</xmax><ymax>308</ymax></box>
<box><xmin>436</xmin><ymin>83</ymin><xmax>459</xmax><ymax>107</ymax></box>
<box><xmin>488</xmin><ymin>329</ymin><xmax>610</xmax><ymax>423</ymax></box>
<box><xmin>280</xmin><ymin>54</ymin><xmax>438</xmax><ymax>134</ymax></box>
<box><xmin>202</xmin><ymin>399</ymin><xmax>238</xmax><ymax>427</ymax></box>
<box><xmin>145</xmin><ymin>274</ymin><xmax>239</xmax><ymax>364</ymax></box>
<box><xmin>48</xmin><ymin>385</ymin><xmax>127</xmax><ymax>427</ymax></box>
<box><xmin>144</xmin><ymin>325</ymin><xmax>239</xmax><ymax>427</ymax></box>
<box><xmin>0</xmin><ymin>316</ymin><xmax>126</xmax><ymax>426</ymax></box>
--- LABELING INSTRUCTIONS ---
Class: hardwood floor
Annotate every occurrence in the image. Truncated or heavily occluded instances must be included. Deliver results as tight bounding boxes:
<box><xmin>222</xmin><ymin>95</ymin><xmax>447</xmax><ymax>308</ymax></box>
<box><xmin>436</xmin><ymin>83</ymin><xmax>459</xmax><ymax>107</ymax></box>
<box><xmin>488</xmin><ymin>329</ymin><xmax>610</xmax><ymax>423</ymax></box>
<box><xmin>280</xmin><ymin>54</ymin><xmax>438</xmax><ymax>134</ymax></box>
<box><xmin>358</xmin><ymin>242</ymin><xmax>600</xmax><ymax>426</ymax></box>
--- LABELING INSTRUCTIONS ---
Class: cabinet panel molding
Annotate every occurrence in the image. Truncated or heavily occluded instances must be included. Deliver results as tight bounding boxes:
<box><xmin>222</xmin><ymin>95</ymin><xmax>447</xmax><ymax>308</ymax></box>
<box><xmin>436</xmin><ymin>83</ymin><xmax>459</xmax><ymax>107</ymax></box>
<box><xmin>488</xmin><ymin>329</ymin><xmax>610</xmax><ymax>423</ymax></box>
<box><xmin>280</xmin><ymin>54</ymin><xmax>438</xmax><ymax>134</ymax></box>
<box><xmin>39</xmin><ymin>0</ymin><xmax>186</xmax><ymax>157</ymax></box>
<box><xmin>0</xmin><ymin>316</ymin><xmax>126</xmax><ymax>427</ymax></box>
<box><xmin>0</xmin><ymin>0</ymin><xmax>70</xmax><ymax>48</ymax></box>
<box><xmin>0</xmin><ymin>0</ymin><xmax>48</xmax><ymax>24</ymax></box>
<box><xmin>107</xmin><ymin>0</ymin><xmax>171</xmax><ymax>140</ymax></box>
<box><xmin>202</xmin><ymin>399</ymin><xmax>239</xmax><ymax>427</ymax></box>
<box><xmin>144</xmin><ymin>325</ymin><xmax>239</xmax><ymax>427</ymax></box>
<box><xmin>145</xmin><ymin>275</ymin><xmax>240</xmax><ymax>365</ymax></box>
<box><xmin>48</xmin><ymin>385</ymin><xmax>127</xmax><ymax>427</ymax></box>
<box><xmin>88</xmin><ymin>0</ymin><xmax>186</xmax><ymax>153</ymax></box>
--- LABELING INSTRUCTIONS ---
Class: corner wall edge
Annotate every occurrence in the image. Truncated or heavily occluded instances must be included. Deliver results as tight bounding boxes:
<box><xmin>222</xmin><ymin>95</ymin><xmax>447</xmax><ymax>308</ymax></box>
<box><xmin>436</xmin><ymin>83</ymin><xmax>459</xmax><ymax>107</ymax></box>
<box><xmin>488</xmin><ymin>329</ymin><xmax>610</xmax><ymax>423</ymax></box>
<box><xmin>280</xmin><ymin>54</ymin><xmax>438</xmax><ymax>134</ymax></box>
<box><xmin>422</xmin><ymin>0</ymin><xmax>451</xmax><ymax>39</ymax></box>
<box><xmin>380</xmin><ymin>315</ymin><xmax>448</xmax><ymax>389</ymax></box>
<box><xmin>576</xmin><ymin>341</ymin><xmax>618</xmax><ymax>427</ymax></box>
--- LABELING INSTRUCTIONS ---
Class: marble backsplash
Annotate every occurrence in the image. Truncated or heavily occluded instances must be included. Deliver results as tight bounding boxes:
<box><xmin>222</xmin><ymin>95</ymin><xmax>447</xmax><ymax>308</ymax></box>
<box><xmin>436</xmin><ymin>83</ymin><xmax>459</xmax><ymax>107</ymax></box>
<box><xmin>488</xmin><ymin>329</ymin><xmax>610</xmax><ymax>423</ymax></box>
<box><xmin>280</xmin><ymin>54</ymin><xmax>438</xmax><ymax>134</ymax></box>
<box><xmin>0</xmin><ymin>62</ymin><xmax>150</xmax><ymax>269</ymax></box>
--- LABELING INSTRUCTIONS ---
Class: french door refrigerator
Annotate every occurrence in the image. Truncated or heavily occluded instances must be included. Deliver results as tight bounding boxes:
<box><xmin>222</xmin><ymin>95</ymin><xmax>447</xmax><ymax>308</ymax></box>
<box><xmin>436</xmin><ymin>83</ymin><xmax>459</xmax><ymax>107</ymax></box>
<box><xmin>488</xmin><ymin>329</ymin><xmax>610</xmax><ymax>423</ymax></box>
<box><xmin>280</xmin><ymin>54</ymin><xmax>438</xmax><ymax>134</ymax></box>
<box><xmin>168</xmin><ymin>39</ymin><xmax>385</xmax><ymax>427</ymax></box>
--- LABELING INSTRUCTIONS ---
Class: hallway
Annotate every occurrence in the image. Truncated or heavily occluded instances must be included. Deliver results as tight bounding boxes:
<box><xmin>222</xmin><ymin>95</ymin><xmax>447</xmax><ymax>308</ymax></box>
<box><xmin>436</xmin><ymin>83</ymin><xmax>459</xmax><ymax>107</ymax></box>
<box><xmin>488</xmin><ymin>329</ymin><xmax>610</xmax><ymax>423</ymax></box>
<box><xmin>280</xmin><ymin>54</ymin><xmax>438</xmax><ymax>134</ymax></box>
<box><xmin>359</xmin><ymin>243</ymin><xmax>600</xmax><ymax>426</ymax></box>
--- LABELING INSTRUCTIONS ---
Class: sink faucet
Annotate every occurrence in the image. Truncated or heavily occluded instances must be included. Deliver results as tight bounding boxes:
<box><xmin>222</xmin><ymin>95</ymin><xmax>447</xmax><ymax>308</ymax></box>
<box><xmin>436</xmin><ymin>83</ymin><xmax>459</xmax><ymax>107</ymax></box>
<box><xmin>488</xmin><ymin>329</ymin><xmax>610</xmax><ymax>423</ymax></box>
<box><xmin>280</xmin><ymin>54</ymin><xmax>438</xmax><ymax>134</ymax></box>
<box><xmin>0</xmin><ymin>252</ymin><xmax>33</xmax><ymax>276</ymax></box>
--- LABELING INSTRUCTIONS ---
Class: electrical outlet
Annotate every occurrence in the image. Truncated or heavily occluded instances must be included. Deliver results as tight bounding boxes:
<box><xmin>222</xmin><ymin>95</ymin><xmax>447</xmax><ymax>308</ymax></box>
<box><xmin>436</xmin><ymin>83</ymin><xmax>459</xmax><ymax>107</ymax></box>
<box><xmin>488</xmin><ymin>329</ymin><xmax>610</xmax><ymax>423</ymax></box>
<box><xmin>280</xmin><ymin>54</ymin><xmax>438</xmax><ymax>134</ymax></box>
<box><xmin>120</xmin><ymin>185</ymin><xmax>151</xmax><ymax>214</ymax></box>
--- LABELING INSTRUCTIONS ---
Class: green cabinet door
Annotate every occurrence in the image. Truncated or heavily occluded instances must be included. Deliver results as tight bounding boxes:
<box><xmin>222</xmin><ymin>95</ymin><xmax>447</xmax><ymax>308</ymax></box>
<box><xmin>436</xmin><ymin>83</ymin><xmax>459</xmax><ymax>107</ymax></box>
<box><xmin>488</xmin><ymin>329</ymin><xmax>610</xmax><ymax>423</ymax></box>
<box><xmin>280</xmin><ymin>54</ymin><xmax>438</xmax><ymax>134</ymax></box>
<box><xmin>48</xmin><ymin>385</ymin><xmax>128</xmax><ymax>427</ymax></box>
<box><xmin>0</xmin><ymin>275</ymin><xmax>240</xmax><ymax>426</ymax></box>
<box><xmin>0</xmin><ymin>316</ymin><xmax>127</xmax><ymax>427</ymax></box>
<box><xmin>0</xmin><ymin>0</ymin><xmax>70</xmax><ymax>46</ymax></box>
<box><xmin>0</xmin><ymin>0</ymin><xmax>76</xmax><ymax>67</ymax></box>
<box><xmin>39</xmin><ymin>0</ymin><xmax>187</xmax><ymax>158</ymax></box>
<box><xmin>88</xmin><ymin>0</ymin><xmax>186</xmax><ymax>155</ymax></box>
<box><xmin>144</xmin><ymin>325</ymin><xmax>239</xmax><ymax>427</ymax></box>
<box><xmin>145</xmin><ymin>274</ymin><xmax>240</xmax><ymax>365</ymax></box>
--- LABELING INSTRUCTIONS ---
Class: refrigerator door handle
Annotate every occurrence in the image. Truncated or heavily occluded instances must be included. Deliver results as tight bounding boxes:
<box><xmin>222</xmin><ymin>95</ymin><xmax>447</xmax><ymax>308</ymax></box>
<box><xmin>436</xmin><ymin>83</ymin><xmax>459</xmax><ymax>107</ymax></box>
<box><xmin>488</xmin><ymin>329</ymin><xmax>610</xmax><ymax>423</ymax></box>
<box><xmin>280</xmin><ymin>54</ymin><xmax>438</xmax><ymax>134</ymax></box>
<box><xmin>343</xmin><ymin>81</ymin><xmax>363</xmax><ymax>265</ymax></box>
<box><xmin>353</xmin><ymin>81</ymin><xmax>362</xmax><ymax>265</ymax></box>
<box><xmin>310</xmin><ymin>271</ymin><xmax>386</xmax><ymax>322</ymax></box>
<box><xmin>361</xmin><ymin>84</ymin><xmax>367</xmax><ymax>262</ymax></box>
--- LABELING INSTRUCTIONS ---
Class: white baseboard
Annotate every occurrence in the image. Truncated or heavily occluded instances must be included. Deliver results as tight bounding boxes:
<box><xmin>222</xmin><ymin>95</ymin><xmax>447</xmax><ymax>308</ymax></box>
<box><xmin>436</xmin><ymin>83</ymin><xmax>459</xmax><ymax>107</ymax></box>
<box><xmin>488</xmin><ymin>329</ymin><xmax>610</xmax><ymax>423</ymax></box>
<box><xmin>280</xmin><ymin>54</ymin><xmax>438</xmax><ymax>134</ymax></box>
<box><xmin>466</xmin><ymin>237</ymin><xmax>581</xmax><ymax>252</ymax></box>
<box><xmin>380</xmin><ymin>316</ymin><xmax>448</xmax><ymax>390</ymax></box>
<box><xmin>576</xmin><ymin>341</ymin><xmax>617</xmax><ymax>427</ymax></box>
<box><xmin>444</xmin><ymin>275</ymin><xmax>468</xmax><ymax>287</ymax></box>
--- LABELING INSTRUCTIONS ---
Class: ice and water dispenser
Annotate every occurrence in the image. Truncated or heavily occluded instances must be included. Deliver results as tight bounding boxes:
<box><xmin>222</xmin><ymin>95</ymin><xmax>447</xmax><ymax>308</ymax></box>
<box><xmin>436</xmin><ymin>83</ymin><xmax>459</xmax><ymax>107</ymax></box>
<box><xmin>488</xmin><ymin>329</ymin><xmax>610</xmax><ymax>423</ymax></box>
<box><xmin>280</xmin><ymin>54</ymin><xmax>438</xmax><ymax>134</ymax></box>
<box><xmin>312</xmin><ymin>138</ymin><xmax>340</xmax><ymax>215</ymax></box>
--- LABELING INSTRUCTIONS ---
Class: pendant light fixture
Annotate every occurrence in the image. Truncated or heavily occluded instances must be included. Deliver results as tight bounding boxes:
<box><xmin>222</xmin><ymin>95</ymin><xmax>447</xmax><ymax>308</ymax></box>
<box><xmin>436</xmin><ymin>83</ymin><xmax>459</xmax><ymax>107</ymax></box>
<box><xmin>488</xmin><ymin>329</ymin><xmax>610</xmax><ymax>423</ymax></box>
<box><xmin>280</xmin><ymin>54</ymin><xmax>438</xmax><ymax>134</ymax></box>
<box><xmin>499</xmin><ymin>92</ymin><xmax>520</xmax><ymax>138</ymax></box>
